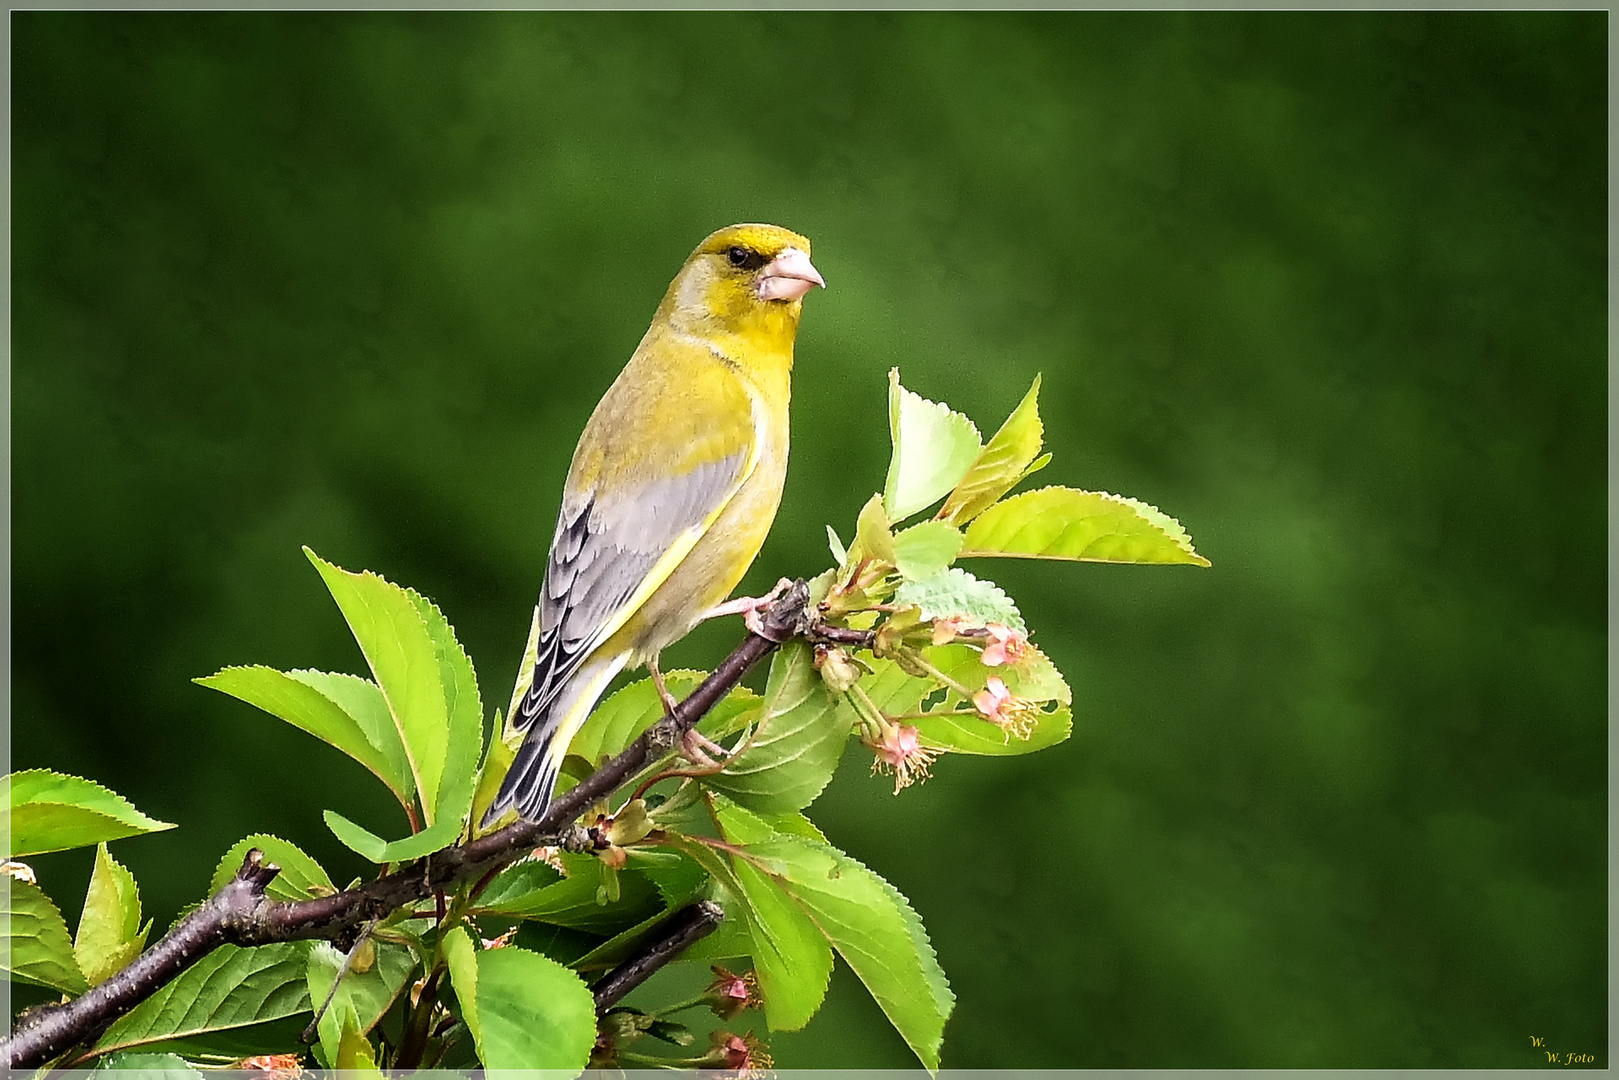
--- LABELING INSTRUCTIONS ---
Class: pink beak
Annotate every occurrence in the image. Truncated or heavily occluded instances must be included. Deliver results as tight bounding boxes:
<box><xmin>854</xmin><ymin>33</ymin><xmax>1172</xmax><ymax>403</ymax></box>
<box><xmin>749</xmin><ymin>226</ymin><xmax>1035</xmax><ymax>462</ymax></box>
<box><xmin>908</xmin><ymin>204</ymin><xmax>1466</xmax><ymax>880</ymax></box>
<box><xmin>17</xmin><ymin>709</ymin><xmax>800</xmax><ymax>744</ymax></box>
<box><xmin>757</xmin><ymin>247</ymin><xmax>826</xmax><ymax>303</ymax></box>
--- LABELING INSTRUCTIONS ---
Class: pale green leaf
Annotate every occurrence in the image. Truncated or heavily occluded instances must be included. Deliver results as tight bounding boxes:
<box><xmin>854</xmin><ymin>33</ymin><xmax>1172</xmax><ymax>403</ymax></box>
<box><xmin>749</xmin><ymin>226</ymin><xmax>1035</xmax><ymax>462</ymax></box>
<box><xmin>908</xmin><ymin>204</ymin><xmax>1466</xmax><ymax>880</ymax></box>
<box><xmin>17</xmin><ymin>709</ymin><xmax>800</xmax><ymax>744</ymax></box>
<box><xmin>406</xmin><ymin>589</ymin><xmax>483</xmax><ymax>834</ymax></box>
<box><xmin>826</xmin><ymin>524</ymin><xmax>848</xmax><ymax>565</ymax></box>
<box><xmin>441</xmin><ymin>927</ymin><xmax>482</xmax><ymax>1048</ymax></box>
<box><xmin>2</xmin><ymin>875</ymin><xmax>89</xmax><ymax>993</ymax></box>
<box><xmin>915</xmin><ymin>706</ymin><xmax>1072</xmax><ymax>756</ymax></box>
<box><xmin>470</xmin><ymin>710</ymin><xmax>517</xmax><ymax>837</ymax></box>
<box><xmin>94</xmin><ymin>943</ymin><xmax>311</xmax><ymax>1053</ymax></box>
<box><xmin>894</xmin><ymin>567</ymin><xmax>1025</xmax><ymax>632</ymax></box>
<box><xmin>565</xmin><ymin>669</ymin><xmax>704</xmax><ymax>770</ymax></box>
<box><xmin>467</xmin><ymin>854</ymin><xmax>562</xmax><ymax>916</ymax></box>
<box><xmin>961</xmin><ymin>487</ymin><xmax>1211</xmax><ymax>566</ymax></box>
<box><xmin>847</xmin><ymin>492</ymin><xmax>897</xmax><ymax>569</ymax></box>
<box><xmin>305</xmin><ymin>548</ymin><xmax>452</xmax><ymax>818</ymax></box>
<box><xmin>336</xmin><ymin>1015</ymin><xmax>382</xmax><ymax>1072</ymax></box>
<box><xmin>3</xmin><ymin>770</ymin><xmax>175</xmax><ymax>857</ymax></box>
<box><xmin>194</xmin><ymin>667</ymin><xmax>414</xmax><ymax>808</ymax></box>
<box><xmin>939</xmin><ymin>374</ymin><xmax>1045</xmax><ymax>524</ymax></box>
<box><xmin>76</xmin><ymin>843</ymin><xmax>146</xmax><ymax>986</ymax></box>
<box><xmin>883</xmin><ymin>368</ymin><xmax>983</xmax><ymax>521</ymax></box>
<box><xmin>208</xmin><ymin>834</ymin><xmax>336</xmax><ymax>904</ymax></box>
<box><xmin>705</xmin><ymin>642</ymin><xmax>857</xmax><ymax>813</ymax></box>
<box><xmin>306</xmin><ymin>939</ymin><xmax>415</xmax><ymax>1067</ymax></box>
<box><xmin>892</xmin><ymin>521</ymin><xmax>964</xmax><ymax>581</ymax></box>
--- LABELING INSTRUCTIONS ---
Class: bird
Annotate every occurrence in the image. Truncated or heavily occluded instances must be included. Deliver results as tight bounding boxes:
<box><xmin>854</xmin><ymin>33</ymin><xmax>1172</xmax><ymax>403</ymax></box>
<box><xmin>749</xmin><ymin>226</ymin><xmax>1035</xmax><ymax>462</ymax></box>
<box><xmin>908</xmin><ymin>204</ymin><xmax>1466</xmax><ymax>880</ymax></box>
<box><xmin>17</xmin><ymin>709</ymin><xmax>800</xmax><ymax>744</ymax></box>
<box><xmin>481</xmin><ymin>223</ymin><xmax>825</xmax><ymax>827</ymax></box>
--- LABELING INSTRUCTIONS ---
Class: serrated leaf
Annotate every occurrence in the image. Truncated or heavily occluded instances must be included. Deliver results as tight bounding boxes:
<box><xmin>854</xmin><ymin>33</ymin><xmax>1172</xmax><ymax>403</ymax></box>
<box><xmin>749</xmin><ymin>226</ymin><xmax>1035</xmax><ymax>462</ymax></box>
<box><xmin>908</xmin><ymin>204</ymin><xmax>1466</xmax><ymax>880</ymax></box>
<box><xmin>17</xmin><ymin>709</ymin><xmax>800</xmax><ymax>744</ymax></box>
<box><xmin>894</xmin><ymin>566</ymin><xmax>1025</xmax><ymax>633</ymax></box>
<box><xmin>322</xmin><ymin>810</ymin><xmax>460</xmax><ymax>865</ymax></box>
<box><xmin>939</xmin><ymin>374</ymin><xmax>1045</xmax><ymax>525</ymax></box>
<box><xmin>306</xmin><ymin>939</ymin><xmax>415</xmax><ymax>1068</ymax></box>
<box><xmin>733</xmin><ymin>836</ymin><xmax>954</xmax><ymax>1071</ymax></box>
<box><xmin>915</xmin><ymin>706</ymin><xmax>1072</xmax><ymax>756</ymax></box>
<box><xmin>76</xmin><ymin>843</ymin><xmax>146</xmax><ymax>986</ymax></box>
<box><xmin>961</xmin><ymin>487</ymin><xmax>1211</xmax><ymax>566</ymax></box>
<box><xmin>892</xmin><ymin>521</ymin><xmax>964</xmax><ymax>581</ymax></box>
<box><xmin>444</xmin><ymin>930</ymin><xmax>595</xmax><ymax>1071</ymax></box>
<box><xmin>709</xmin><ymin>801</ymin><xmax>953</xmax><ymax>1070</ymax></box>
<box><xmin>705</xmin><ymin>642</ymin><xmax>856</xmax><ymax>813</ymax></box>
<box><xmin>209</xmin><ymin>835</ymin><xmax>336</xmax><ymax>904</ymax></box>
<box><xmin>94</xmin><ymin>943</ymin><xmax>311</xmax><ymax>1054</ymax></box>
<box><xmin>3</xmin><ymin>875</ymin><xmax>89</xmax><ymax>993</ymax></box>
<box><xmin>195</xmin><ymin>668</ymin><xmax>415</xmax><ymax>810</ymax></box>
<box><xmin>405</xmin><ymin>589</ymin><xmax>483</xmax><ymax>835</ymax></box>
<box><xmin>884</xmin><ymin>368</ymin><xmax>983</xmax><ymax>521</ymax></box>
<box><xmin>305</xmin><ymin>548</ymin><xmax>452</xmax><ymax>819</ymax></box>
<box><xmin>3</xmin><ymin>770</ymin><xmax>175</xmax><ymax>857</ymax></box>
<box><xmin>662</xmin><ymin>835</ymin><xmax>832</xmax><ymax>1032</ymax></box>
<box><xmin>92</xmin><ymin>1051</ymin><xmax>205</xmax><ymax>1078</ymax></box>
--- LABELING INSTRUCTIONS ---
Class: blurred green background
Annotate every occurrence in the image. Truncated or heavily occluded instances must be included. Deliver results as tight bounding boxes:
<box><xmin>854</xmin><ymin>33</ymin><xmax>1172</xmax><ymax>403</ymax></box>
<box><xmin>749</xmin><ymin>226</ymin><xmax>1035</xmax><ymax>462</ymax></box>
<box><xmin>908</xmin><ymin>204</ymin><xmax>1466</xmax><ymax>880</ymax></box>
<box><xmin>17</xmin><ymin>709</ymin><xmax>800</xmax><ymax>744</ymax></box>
<box><xmin>10</xmin><ymin>11</ymin><xmax>1606</xmax><ymax>1069</ymax></box>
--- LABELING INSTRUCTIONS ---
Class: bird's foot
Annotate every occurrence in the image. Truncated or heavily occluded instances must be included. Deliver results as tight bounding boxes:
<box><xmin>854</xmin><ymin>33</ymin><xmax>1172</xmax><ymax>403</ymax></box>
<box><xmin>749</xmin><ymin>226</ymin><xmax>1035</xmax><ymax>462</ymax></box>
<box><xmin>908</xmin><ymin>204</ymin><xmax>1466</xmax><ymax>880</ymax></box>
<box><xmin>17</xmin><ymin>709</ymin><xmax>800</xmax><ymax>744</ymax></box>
<box><xmin>647</xmin><ymin>655</ymin><xmax>679</xmax><ymax>719</ymax></box>
<box><xmin>705</xmin><ymin>578</ymin><xmax>796</xmax><ymax>637</ymax></box>
<box><xmin>679</xmin><ymin>728</ymin><xmax>730</xmax><ymax>770</ymax></box>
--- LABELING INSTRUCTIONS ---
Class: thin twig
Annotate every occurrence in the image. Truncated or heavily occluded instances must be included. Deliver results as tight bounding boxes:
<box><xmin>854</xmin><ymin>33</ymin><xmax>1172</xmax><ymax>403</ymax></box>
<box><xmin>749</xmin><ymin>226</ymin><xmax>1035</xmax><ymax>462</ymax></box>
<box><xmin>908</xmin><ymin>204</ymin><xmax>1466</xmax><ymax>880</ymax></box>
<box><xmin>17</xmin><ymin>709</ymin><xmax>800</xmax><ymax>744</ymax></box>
<box><xmin>591</xmin><ymin>901</ymin><xmax>725</xmax><ymax>1012</ymax></box>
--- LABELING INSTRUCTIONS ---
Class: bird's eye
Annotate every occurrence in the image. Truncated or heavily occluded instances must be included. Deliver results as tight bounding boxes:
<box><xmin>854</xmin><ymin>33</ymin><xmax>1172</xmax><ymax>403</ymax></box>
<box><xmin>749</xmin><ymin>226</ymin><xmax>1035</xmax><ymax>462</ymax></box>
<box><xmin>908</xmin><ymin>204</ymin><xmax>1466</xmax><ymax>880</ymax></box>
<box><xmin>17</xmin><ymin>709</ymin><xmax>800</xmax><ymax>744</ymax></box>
<box><xmin>727</xmin><ymin>245</ymin><xmax>765</xmax><ymax>270</ymax></box>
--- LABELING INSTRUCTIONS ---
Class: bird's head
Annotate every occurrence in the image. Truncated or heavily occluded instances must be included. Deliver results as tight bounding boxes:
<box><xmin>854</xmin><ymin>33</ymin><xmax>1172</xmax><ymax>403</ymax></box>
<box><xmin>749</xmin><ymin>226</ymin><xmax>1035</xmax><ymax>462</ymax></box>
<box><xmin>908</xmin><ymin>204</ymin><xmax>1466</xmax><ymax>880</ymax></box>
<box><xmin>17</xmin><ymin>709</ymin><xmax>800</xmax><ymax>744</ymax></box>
<box><xmin>659</xmin><ymin>223</ymin><xmax>826</xmax><ymax>345</ymax></box>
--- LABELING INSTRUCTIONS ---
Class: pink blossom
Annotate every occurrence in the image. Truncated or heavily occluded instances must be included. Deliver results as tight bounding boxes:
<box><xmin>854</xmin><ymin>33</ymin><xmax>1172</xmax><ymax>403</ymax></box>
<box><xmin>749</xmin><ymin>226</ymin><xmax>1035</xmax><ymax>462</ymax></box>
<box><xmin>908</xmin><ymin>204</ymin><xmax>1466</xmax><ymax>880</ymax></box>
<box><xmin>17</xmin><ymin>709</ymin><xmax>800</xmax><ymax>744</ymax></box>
<box><xmin>865</xmin><ymin>723</ymin><xmax>941</xmax><ymax>794</ymax></box>
<box><xmin>930</xmin><ymin>615</ymin><xmax>969</xmax><ymax>646</ymax></box>
<box><xmin>980</xmin><ymin>623</ymin><xmax>1029</xmax><ymax>667</ymax></box>
<box><xmin>973</xmin><ymin>677</ymin><xmax>1038</xmax><ymax>740</ymax></box>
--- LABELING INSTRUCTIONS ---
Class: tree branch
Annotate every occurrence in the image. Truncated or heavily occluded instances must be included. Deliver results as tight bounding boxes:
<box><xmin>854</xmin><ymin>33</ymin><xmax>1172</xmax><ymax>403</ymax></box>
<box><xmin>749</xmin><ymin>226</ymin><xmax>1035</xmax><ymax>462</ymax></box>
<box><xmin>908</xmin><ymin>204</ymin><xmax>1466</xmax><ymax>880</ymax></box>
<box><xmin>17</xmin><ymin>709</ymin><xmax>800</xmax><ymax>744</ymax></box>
<box><xmin>2</xmin><ymin>581</ymin><xmax>823</xmax><ymax>1071</ymax></box>
<box><xmin>591</xmin><ymin>901</ymin><xmax>724</xmax><ymax>1012</ymax></box>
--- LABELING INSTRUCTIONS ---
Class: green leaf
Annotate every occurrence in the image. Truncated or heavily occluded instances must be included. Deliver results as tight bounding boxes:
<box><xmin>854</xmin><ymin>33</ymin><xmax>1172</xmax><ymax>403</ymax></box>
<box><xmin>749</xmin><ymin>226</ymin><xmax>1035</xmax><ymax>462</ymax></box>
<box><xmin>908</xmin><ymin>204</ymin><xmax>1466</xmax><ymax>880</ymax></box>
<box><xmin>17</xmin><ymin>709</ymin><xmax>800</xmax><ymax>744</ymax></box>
<box><xmin>914</xmin><ymin>706</ymin><xmax>1072</xmax><ymax>756</ymax></box>
<box><xmin>470</xmin><ymin>713</ymin><xmax>517</xmax><ymax>838</ymax></box>
<box><xmin>473</xmin><ymin>852</ymin><xmax>661</xmax><ymax>932</ymax></box>
<box><xmin>322</xmin><ymin>809</ymin><xmax>461</xmax><ymax>865</ymax></box>
<box><xmin>3</xmin><ymin>770</ymin><xmax>175</xmax><ymax>857</ymax></box>
<box><xmin>92</xmin><ymin>1051</ymin><xmax>205</xmax><ymax>1079</ymax></box>
<box><xmin>306</xmin><ymin>939</ymin><xmax>415</xmax><ymax>1068</ymax></box>
<box><xmin>663</xmin><ymin>835</ymin><xmax>832</xmax><ymax>1032</ymax></box>
<box><xmin>939</xmin><ymin>374</ymin><xmax>1045</xmax><ymax>525</ymax></box>
<box><xmin>894</xmin><ymin>567</ymin><xmax>1025</xmax><ymax>632</ymax></box>
<box><xmin>734</xmin><ymin>836</ymin><xmax>954</xmax><ymax>1071</ymax></box>
<box><xmin>94</xmin><ymin>943</ymin><xmax>311</xmax><ymax>1054</ymax></box>
<box><xmin>566</xmin><ymin>669</ymin><xmax>702</xmax><ymax>770</ymax></box>
<box><xmin>883</xmin><ymin>368</ymin><xmax>983</xmax><ymax>521</ymax></box>
<box><xmin>441</xmin><ymin>927</ymin><xmax>483</xmax><ymax>1047</ymax></box>
<box><xmin>445</xmin><ymin>931</ymin><xmax>596</xmax><ymax>1071</ymax></box>
<box><xmin>961</xmin><ymin>486</ymin><xmax>1211</xmax><ymax>566</ymax></box>
<box><xmin>194</xmin><ymin>667</ymin><xmax>414</xmax><ymax>809</ymax></box>
<box><xmin>847</xmin><ymin>492</ymin><xmax>897</xmax><ymax>569</ymax></box>
<box><xmin>208</xmin><ymin>835</ymin><xmax>336</xmax><ymax>904</ymax></box>
<box><xmin>469</xmin><ymin>854</ymin><xmax>563</xmax><ymax>915</ymax></box>
<box><xmin>76</xmin><ymin>843</ymin><xmax>147</xmax><ymax>986</ymax></box>
<box><xmin>336</xmin><ymin>1015</ymin><xmax>382</xmax><ymax>1071</ymax></box>
<box><xmin>826</xmin><ymin>524</ymin><xmax>848</xmax><ymax>565</ymax></box>
<box><xmin>305</xmin><ymin>548</ymin><xmax>453</xmax><ymax>820</ymax></box>
<box><xmin>892</xmin><ymin>521</ymin><xmax>964</xmax><ymax>582</ymax></box>
<box><xmin>3</xmin><ymin>875</ymin><xmax>89</xmax><ymax>993</ymax></box>
<box><xmin>705</xmin><ymin>642</ymin><xmax>856</xmax><ymax>813</ymax></box>
<box><xmin>406</xmin><ymin>589</ymin><xmax>483</xmax><ymax>834</ymax></box>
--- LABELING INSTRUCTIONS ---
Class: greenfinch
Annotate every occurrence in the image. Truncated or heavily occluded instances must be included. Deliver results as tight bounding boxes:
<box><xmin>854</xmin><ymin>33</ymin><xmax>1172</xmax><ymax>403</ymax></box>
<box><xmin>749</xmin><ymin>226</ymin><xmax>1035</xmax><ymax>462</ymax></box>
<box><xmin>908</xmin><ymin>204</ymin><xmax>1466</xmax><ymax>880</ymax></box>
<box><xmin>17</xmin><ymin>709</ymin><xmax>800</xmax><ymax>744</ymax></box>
<box><xmin>483</xmin><ymin>223</ymin><xmax>825</xmax><ymax>826</ymax></box>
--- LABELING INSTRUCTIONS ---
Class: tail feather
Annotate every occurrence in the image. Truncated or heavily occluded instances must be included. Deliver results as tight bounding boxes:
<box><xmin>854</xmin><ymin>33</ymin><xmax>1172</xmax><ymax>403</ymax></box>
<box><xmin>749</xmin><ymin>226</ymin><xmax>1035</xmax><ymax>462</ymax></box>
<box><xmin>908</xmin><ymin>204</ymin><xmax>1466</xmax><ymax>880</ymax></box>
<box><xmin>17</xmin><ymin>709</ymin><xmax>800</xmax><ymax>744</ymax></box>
<box><xmin>481</xmin><ymin>650</ymin><xmax>630</xmax><ymax>828</ymax></box>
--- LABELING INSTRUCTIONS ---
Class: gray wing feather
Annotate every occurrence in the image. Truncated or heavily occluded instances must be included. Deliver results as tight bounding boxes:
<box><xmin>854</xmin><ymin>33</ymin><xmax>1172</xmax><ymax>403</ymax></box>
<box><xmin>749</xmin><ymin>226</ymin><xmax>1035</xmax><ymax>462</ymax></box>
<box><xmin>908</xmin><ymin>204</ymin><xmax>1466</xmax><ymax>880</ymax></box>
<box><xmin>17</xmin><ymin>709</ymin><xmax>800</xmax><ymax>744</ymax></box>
<box><xmin>511</xmin><ymin>450</ymin><xmax>750</xmax><ymax>733</ymax></box>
